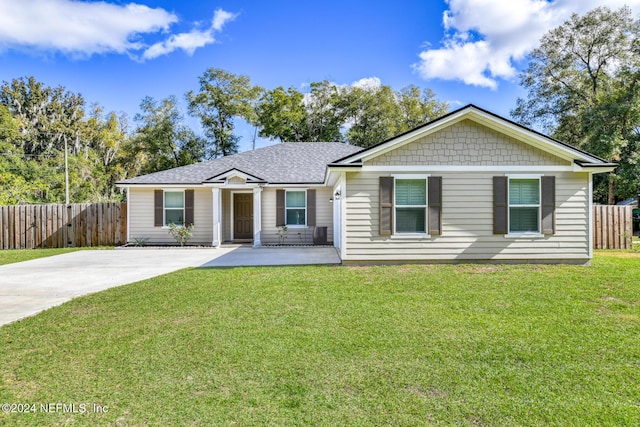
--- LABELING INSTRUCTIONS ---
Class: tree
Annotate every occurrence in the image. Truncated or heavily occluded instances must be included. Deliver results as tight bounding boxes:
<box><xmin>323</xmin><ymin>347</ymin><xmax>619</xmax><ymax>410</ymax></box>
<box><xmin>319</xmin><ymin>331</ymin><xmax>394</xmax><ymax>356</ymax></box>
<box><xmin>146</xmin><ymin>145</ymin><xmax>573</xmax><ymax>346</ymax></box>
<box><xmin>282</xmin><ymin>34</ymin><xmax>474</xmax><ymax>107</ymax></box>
<box><xmin>341</xmin><ymin>84</ymin><xmax>400</xmax><ymax>147</ymax></box>
<box><xmin>255</xmin><ymin>86</ymin><xmax>308</xmax><ymax>142</ymax></box>
<box><xmin>256</xmin><ymin>81</ymin><xmax>345</xmax><ymax>143</ymax></box>
<box><xmin>304</xmin><ymin>80</ymin><xmax>345</xmax><ymax>142</ymax></box>
<box><xmin>0</xmin><ymin>76</ymin><xmax>86</xmax><ymax>157</ymax></box>
<box><xmin>512</xmin><ymin>6</ymin><xmax>640</xmax><ymax>203</ymax></box>
<box><xmin>187</xmin><ymin>68</ymin><xmax>262</xmax><ymax>158</ymax></box>
<box><xmin>256</xmin><ymin>81</ymin><xmax>448</xmax><ymax>147</ymax></box>
<box><xmin>396</xmin><ymin>85</ymin><xmax>449</xmax><ymax>132</ymax></box>
<box><xmin>342</xmin><ymin>84</ymin><xmax>449</xmax><ymax>147</ymax></box>
<box><xmin>131</xmin><ymin>96</ymin><xmax>205</xmax><ymax>175</ymax></box>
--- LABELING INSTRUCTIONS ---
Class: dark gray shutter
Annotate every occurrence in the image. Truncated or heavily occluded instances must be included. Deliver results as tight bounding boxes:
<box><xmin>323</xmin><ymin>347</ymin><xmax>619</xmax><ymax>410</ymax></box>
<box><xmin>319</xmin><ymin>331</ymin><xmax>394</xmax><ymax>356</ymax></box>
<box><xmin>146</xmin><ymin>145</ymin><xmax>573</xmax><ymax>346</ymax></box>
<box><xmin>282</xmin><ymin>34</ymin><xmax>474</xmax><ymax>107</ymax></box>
<box><xmin>428</xmin><ymin>176</ymin><xmax>442</xmax><ymax>235</ymax></box>
<box><xmin>307</xmin><ymin>189</ymin><xmax>316</xmax><ymax>226</ymax></box>
<box><xmin>184</xmin><ymin>189</ymin><xmax>194</xmax><ymax>226</ymax></box>
<box><xmin>380</xmin><ymin>176</ymin><xmax>393</xmax><ymax>236</ymax></box>
<box><xmin>541</xmin><ymin>176</ymin><xmax>555</xmax><ymax>234</ymax></box>
<box><xmin>276</xmin><ymin>189</ymin><xmax>285</xmax><ymax>226</ymax></box>
<box><xmin>493</xmin><ymin>176</ymin><xmax>508</xmax><ymax>234</ymax></box>
<box><xmin>154</xmin><ymin>190</ymin><xmax>163</xmax><ymax>227</ymax></box>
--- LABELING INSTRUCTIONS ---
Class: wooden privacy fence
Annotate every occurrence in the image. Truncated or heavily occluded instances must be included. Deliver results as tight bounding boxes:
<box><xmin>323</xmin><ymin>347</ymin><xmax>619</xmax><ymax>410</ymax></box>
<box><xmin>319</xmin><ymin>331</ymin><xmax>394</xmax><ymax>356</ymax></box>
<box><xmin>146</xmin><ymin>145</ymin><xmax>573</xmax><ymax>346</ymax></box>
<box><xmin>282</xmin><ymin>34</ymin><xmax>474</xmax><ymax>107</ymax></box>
<box><xmin>0</xmin><ymin>202</ymin><xmax>127</xmax><ymax>249</ymax></box>
<box><xmin>593</xmin><ymin>205</ymin><xmax>633</xmax><ymax>250</ymax></box>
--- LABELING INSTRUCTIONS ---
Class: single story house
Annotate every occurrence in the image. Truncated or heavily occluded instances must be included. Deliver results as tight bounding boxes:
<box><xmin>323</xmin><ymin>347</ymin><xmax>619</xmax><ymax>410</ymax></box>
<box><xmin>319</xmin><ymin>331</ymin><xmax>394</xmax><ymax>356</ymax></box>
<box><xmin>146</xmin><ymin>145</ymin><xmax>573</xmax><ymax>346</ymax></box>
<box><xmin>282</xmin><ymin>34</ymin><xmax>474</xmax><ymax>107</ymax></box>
<box><xmin>117</xmin><ymin>105</ymin><xmax>615</xmax><ymax>264</ymax></box>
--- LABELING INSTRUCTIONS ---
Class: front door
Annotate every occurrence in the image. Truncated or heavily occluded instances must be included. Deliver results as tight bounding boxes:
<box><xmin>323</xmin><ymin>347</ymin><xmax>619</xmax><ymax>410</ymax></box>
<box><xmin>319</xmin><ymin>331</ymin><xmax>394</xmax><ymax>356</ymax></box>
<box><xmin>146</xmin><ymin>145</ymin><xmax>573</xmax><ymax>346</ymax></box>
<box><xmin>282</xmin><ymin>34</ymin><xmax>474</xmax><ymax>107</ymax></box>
<box><xmin>233</xmin><ymin>193</ymin><xmax>253</xmax><ymax>241</ymax></box>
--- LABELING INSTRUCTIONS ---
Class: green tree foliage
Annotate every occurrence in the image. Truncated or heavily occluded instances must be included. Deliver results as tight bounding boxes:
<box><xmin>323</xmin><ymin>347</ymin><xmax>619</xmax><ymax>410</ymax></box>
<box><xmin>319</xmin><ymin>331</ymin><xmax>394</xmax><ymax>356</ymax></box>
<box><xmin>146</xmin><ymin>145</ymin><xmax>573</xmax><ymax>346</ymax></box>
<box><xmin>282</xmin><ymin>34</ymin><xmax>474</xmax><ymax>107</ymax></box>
<box><xmin>256</xmin><ymin>81</ymin><xmax>346</xmax><ymax>143</ymax></box>
<box><xmin>0</xmin><ymin>105</ymin><xmax>44</xmax><ymax>204</ymax></box>
<box><xmin>342</xmin><ymin>84</ymin><xmax>400</xmax><ymax>146</ymax></box>
<box><xmin>397</xmin><ymin>86</ymin><xmax>449</xmax><ymax>132</ymax></box>
<box><xmin>256</xmin><ymin>80</ymin><xmax>448</xmax><ymax>147</ymax></box>
<box><xmin>187</xmin><ymin>68</ymin><xmax>263</xmax><ymax>158</ymax></box>
<box><xmin>0</xmin><ymin>77</ymin><xmax>134</xmax><ymax>203</ymax></box>
<box><xmin>255</xmin><ymin>86</ymin><xmax>308</xmax><ymax>142</ymax></box>
<box><xmin>512</xmin><ymin>6</ymin><xmax>640</xmax><ymax>203</ymax></box>
<box><xmin>131</xmin><ymin>96</ymin><xmax>205</xmax><ymax>175</ymax></box>
<box><xmin>304</xmin><ymin>80</ymin><xmax>345</xmax><ymax>142</ymax></box>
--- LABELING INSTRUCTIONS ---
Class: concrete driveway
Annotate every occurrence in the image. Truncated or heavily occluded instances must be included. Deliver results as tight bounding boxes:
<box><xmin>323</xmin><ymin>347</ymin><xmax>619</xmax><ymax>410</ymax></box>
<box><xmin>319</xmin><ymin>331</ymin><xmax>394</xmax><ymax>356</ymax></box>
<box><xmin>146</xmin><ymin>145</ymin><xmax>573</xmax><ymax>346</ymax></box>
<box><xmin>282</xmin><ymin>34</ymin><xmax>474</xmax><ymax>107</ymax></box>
<box><xmin>0</xmin><ymin>246</ymin><xmax>341</xmax><ymax>326</ymax></box>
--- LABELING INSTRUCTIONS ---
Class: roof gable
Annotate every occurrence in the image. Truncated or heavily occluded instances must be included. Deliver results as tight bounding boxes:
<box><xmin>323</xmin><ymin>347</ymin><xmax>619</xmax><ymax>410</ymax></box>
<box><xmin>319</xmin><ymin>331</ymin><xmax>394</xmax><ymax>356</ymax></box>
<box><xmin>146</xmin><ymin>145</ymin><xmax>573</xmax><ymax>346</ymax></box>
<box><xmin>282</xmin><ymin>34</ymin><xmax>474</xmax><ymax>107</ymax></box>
<box><xmin>205</xmin><ymin>168</ymin><xmax>266</xmax><ymax>184</ymax></box>
<box><xmin>333</xmin><ymin>104</ymin><xmax>613</xmax><ymax>167</ymax></box>
<box><xmin>367</xmin><ymin>119</ymin><xmax>569</xmax><ymax>167</ymax></box>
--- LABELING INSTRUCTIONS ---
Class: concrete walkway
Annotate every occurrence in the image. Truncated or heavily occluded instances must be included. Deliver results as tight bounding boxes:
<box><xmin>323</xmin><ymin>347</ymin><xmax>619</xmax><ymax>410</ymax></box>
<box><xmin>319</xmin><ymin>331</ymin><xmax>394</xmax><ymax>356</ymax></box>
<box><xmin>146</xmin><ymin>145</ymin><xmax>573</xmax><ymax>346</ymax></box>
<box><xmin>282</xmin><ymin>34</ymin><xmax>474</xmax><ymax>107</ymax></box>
<box><xmin>0</xmin><ymin>246</ymin><xmax>340</xmax><ymax>326</ymax></box>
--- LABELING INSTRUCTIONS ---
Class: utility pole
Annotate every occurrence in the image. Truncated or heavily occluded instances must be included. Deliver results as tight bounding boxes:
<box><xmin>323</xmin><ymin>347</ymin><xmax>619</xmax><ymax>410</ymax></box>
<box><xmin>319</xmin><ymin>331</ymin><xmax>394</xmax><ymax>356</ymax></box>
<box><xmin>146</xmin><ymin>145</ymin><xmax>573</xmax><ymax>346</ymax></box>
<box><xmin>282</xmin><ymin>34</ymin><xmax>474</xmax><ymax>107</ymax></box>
<box><xmin>64</xmin><ymin>136</ymin><xmax>70</xmax><ymax>205</ymax></box>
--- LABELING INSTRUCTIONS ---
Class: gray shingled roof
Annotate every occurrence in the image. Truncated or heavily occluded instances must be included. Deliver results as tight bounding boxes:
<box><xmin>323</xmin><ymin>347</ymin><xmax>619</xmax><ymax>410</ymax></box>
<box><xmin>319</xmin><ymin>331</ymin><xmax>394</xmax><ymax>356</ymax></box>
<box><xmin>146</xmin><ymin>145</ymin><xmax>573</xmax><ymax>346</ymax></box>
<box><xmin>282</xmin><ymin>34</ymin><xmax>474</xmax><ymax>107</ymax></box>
<box><xmin>118</xmin><ymin>142</ymin><xmax>363</xmax><ymax>185</ymax></box>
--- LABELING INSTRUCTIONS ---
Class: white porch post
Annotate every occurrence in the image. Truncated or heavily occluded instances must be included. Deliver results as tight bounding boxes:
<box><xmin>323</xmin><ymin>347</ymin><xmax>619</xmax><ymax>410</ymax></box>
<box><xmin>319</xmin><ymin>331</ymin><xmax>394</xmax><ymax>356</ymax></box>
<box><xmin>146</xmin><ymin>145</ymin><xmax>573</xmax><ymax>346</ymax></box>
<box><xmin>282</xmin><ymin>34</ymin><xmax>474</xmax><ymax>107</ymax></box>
<box><xmin>253</xmin><ymin>187</ymin><xmax>262</xmax><ymax>247</ymax></box>
<box><xmin>340</xmin><ymin>172</ymin><xmax>347</xmax><ymax>261</ymax></box>
<box><xmin>212</xmin><ymin>187</ymin><xmax>221</xmax><ymax>248</ymax></box>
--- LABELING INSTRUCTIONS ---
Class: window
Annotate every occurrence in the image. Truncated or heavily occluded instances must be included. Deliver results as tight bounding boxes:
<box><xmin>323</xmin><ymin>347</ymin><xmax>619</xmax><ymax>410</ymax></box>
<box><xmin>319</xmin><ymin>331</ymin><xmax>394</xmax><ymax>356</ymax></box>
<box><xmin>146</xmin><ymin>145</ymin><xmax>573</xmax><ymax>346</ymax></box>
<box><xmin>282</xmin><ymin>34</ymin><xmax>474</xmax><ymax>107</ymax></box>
<box><xmin>285</xmin><ymin>190</ymin><xmax>306</xmax><ymax>226</ymax></box>
<box><xmin>509</xmin><ymin>178</ymin><xmax>540</xmax><ymax>233</ymax></box>
<box><xmin>164</xmin><ymin>191</ymin><xmax>184</xmax><ymax>226</ymax></box>
<box><xmin>395</xmin><ymin>179</ymin><xmax>427</xmax><ymax>233</ymax></box>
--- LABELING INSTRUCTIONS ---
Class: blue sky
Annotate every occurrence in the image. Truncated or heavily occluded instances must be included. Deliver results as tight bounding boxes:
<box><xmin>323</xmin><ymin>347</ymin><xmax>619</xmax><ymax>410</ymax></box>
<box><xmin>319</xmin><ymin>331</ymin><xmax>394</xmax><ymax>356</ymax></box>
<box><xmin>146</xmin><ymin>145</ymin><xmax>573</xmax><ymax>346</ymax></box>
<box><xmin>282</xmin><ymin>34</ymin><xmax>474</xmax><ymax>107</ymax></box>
<box><xmin>1</xmin><ymin>0</ymin><xmax>639</xmax><ymax>152</ymax></box>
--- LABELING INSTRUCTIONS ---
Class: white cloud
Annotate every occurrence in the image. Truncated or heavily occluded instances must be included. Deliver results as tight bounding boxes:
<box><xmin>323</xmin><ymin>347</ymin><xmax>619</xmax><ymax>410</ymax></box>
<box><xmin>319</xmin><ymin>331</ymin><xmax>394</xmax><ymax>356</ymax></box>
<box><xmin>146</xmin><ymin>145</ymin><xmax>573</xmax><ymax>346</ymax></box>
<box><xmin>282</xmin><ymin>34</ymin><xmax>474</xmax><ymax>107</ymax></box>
<box><xmin>414</xmin><ymin>0</ymin><xmax>640</xmax><ymax>89</ymax></box>
<box><xmin>142</xmin><ymin>9</ymin><xmax>238</xmax><ymax>60</ymax></box>
<box><xmin>351</xmin><ymin>77</ymin><xmax>382</xmax><ymax>90</ymax></box>
<box><xmin>0</xmin><ymin>0</ymin><xmax>237</xmax><ymax>60</ymax></box>
<box><xmin>212</xmin><ymin>8</ymin><xmax>237</xmax><ymax>31</ymax></box>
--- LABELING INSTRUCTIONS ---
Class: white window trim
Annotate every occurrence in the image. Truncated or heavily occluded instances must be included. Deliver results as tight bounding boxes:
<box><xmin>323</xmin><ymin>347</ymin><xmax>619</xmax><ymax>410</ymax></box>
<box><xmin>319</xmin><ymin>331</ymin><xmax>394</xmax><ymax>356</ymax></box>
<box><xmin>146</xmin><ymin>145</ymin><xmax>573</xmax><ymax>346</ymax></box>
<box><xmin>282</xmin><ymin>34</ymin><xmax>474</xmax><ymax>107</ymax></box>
<box><xmin>506</xmin><ymin>175</ymin><xmax>542</xmax><ymax>237</ymax></box>
<box><xmin>393</xmin><ymin>176</ymin><xmax>430</xmax><ymax>237</ymax></box>
<box><xmin>163</xmin><ymin>189</ymin><xmax>185</xmax><ymax>228</ymax></box>
<box><xmin>284</xmin><ymin>189</ymin><xmax>307</xmax><ymax>228</ymax></box>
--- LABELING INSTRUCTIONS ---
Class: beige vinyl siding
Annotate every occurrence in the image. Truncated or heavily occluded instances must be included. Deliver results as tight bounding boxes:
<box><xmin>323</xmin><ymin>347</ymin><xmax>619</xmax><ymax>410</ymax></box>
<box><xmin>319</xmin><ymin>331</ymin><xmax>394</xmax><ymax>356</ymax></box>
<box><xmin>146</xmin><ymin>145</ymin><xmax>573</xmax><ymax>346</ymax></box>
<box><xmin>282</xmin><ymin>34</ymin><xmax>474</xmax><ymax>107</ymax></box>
<box><xmin>344</xmin><ymin>171</ymin><xmax>589</xmax><ymax>262</ymax></box>
<box><xmin>260</xmin><ymin>187</ymin><xmax>334</xmax><ymax>245</ymax></box>
<box><xmin>128</xmin><ymin>187</ymin><xmax>213</xmax><ymax>245</ymax></box>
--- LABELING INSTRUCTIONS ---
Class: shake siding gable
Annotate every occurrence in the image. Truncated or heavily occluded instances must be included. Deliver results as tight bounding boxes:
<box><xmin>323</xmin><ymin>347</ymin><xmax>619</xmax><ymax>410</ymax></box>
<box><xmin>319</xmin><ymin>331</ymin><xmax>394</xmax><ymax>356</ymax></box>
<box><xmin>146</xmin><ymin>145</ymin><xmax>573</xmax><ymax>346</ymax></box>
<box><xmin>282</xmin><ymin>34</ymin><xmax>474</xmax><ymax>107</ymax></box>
<box><xmin>368</xmin><ymin>119</ymin><xmax>568</xmax><ymax>167</ymax></box>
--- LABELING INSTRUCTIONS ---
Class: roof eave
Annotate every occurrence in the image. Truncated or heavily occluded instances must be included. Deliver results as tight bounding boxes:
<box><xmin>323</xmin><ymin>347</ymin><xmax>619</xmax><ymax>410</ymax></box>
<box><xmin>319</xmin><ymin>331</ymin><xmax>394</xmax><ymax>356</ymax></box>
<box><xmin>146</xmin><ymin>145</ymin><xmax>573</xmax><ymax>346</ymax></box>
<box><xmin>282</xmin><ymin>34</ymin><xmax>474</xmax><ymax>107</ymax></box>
<box><xmin>573</xmin><ymin>160</ymin><xmax>617</xmax><ymax>173</ymax></box>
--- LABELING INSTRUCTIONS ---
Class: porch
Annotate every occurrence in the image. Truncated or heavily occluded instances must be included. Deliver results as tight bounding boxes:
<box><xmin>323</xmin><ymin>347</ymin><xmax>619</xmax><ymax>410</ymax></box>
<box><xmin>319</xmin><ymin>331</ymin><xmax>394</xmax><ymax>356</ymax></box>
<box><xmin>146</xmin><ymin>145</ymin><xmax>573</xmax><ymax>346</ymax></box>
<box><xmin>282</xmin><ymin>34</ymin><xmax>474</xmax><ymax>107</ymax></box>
<box><xmin>211</xmin><ymin>186</ymin><xmax>338</xmax><ymax>248</ymax></box>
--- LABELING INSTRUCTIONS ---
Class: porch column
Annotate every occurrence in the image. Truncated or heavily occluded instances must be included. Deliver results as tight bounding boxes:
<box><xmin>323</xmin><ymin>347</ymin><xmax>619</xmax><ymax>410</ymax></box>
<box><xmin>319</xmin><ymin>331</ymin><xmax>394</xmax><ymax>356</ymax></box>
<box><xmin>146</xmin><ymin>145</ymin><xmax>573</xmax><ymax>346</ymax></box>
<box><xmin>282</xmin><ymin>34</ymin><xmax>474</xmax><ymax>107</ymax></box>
<box><xmin>253</xmin><ymin>187</ymin><xmax>262</xmax><ymax>247</ymax></box>
<box><xmin>212</xmin><ymin>187</ymin><xmax>221</xmax><ymax>248</ymax></box>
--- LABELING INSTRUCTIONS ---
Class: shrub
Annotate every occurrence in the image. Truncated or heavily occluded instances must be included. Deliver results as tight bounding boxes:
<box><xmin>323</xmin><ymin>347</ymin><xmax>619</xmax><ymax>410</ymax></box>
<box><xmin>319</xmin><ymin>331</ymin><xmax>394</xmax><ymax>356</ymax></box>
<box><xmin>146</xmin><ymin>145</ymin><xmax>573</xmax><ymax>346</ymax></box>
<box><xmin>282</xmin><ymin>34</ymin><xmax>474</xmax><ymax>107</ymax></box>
<box><xmin>168</xmin><ymin>222</ymin><xmax>194</xmax><ymax>246</ymax></box>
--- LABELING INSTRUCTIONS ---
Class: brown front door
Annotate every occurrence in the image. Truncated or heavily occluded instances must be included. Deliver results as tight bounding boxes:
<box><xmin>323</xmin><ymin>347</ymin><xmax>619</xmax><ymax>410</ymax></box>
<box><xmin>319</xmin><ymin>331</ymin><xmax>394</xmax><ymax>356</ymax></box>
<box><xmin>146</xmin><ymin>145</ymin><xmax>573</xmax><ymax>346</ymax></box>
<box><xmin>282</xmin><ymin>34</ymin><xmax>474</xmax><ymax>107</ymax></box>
<box><xmin>233</xmin><ymin>193</ymin><xmax>253</xmax><ymax>241</ymax></box>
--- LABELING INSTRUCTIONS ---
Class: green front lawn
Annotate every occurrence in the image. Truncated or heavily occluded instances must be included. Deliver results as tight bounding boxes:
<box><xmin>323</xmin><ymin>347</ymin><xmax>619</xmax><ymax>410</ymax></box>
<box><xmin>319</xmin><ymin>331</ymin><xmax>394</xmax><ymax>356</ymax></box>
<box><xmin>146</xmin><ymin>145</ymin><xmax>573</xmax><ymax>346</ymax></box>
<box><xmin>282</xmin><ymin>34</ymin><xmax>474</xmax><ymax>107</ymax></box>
<box><xmin>1</xmin><ymin>253</ymin><xmax>639</xmax><ymax>425</ymax></box>
<box><xmin>0</xmin><ymin>247</ymin><xmax>113</xmax><ymax>266</ymax></box>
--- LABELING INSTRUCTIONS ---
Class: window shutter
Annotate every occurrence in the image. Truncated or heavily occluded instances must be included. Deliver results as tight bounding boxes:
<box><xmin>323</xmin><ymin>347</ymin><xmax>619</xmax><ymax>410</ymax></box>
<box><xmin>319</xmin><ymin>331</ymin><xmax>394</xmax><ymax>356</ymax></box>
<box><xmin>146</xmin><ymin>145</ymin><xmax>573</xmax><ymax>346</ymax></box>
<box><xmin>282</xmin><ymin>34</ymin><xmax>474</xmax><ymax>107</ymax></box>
<box><xmin>493</xmin><ymin>176</ymin><xmax>508</xmax><ymax>234</ymax></box>
<box><xmin>184</xmin><ymin>189</ymin><xmax>195</xmax><ymax>226</ymax></box>
<box><xmin>541</xmin><ymin>176</ymin><xmax>555</xmax><ymax>234</ymax></box>
<box><xmin>154</xmin><ymin>190</ymin><xmax>163</xmax><ymax>227</ymax></box>
<box><xmin>307</xmin><ymin>189</ymin><xmax>316</xmax><ymax>226</ymax></box>
<box><xmin>379</xmin><ymin>176</ymin><xmax>393</xmax><ymax>236</ymax></box>
<box><xmin>276</xmin><ymin>189</ymin><xmax>285</xmax><ymax>226</ymax></box>
<box><xmin>428</xmin><ymin>176</ymin><xmax>442</xmax><ymax>235</ymax></box>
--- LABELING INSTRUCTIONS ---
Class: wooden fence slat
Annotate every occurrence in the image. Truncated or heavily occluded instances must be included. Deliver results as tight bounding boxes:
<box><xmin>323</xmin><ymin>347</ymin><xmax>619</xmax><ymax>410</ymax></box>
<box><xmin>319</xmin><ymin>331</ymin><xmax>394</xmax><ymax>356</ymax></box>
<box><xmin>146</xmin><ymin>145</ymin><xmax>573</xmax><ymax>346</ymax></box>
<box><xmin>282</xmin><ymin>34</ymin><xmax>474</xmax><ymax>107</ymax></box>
<box><xmin>1</xmin><ymin>201</ymin><xmax>123</xmax><ymax>249</ymax></box>
<box><xmin>592</xmin><ymin>205</ymin><xmax>633</xmax><ymax>250</ymax></box>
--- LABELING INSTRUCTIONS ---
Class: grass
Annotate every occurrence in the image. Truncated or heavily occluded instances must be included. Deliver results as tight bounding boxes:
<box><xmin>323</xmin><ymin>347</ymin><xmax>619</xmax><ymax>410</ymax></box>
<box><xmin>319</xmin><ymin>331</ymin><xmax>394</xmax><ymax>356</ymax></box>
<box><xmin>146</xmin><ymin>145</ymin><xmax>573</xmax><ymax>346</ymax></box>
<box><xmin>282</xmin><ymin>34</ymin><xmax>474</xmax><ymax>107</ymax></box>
<box><xmin>1</xmin><ymin>252</ymin><xmax>639</xmax><ymax>426</ymax></box>
<box><xmin>0</xmin><ymin>247</ymin><xmax>112</xmax><ymax>266</ymax></box>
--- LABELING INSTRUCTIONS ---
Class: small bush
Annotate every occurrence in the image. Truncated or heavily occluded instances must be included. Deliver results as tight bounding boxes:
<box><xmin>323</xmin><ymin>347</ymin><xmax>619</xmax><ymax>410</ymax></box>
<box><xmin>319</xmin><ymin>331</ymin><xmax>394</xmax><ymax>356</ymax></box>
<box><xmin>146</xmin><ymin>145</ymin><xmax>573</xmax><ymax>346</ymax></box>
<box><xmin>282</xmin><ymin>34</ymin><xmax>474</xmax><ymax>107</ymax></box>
<box><xmin>167</xmin><ymin>222</ymin><xmax>194</xmax><ymax>246</ymax></box>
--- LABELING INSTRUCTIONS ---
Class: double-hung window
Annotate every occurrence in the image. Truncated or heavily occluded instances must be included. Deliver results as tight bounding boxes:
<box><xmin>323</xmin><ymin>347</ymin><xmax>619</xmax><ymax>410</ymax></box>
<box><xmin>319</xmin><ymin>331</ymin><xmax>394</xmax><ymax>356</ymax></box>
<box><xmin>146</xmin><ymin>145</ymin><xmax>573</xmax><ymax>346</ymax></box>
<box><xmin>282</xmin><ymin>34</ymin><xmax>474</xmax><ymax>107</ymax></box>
<box><xmin>395</xmin><ymin>179</ymin><xmax>427</xmax><ymax>233</ymax></box>
<box><xmin>164</xmin><ymin>191</ymin><xmax>185</xmax><ymax>226</ymax></box>
<box><xmin>285</xmin><ymin>190</ymin><xmax>306</xmax><ymax>226</ymax></box>
<box><xmin>508</xmin><ymin>178</ymin><xmax>540</xmax><ymax>233</ymax></box>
